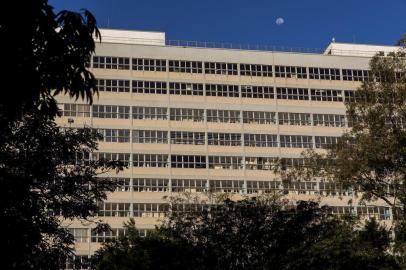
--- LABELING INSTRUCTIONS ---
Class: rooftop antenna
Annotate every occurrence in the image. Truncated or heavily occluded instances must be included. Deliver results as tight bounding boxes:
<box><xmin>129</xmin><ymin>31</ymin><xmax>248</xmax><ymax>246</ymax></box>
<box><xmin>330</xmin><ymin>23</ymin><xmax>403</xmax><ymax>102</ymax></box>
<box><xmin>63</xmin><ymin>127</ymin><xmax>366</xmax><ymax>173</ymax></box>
<box><xmin>107</xmin><ymin>16</ymin><xmax>110</xmax><ymax>28</ymax></box>
<box><xmin>332</xmin><ymin>37</ymin><xmax>336</xmax><ymax>43</ymax></box>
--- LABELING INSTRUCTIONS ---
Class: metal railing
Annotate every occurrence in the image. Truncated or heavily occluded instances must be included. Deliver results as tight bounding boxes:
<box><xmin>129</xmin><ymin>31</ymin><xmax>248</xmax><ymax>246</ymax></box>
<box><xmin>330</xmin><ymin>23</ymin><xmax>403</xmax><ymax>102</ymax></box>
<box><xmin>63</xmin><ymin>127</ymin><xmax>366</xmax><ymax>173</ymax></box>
<box><xmin>165</xmin><ymin>39</ymin><xmax>324</xmax><ymax>54</ymax></box>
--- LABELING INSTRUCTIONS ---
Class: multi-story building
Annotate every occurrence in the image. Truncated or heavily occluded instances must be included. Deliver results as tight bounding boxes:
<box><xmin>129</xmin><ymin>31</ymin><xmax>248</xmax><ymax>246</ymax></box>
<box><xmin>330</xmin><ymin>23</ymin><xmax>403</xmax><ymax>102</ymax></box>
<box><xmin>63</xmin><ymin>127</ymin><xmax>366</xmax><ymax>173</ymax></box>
<box><xmin>55</xmin><ymin>28</ymin><xmax>401</xmax><ymax>268</ymax></box>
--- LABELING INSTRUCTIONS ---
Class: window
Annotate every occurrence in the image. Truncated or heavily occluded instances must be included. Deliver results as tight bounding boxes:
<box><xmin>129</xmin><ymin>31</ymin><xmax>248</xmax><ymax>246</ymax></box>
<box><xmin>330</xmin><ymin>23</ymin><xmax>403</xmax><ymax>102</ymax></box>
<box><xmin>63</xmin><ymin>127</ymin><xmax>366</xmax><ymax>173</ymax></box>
<box><xmin>138</xmin><ymin>229</ymin><xmax>153</xmax><ymax>237</ymax></box>
<box><xmin>92</xmin><ymin>105</ymin><xmax>130</xmax><ymax>119</ymax></box>
<box><xmin>132</xmin><ymin>106</ymin><xmax>167</xmax><ymax>120</ymax></box>
<box><xmin>74</xmin><ymin>151</ymin><xmax>90</xmax><ymax>165</ymax></box>
<box><xmin>247</xmin><ymin>181</ymin><xmax>280</xmax><ymax>194</ymax></box>
<box><xmin>342</xmin><ymin>69</ymin><xmax>369</xmax><ymax>81</ymax></box>
<box><xmin>96</xmin><ymin>79</ymin><xmax>130</xmax><ymax>92</ymax></box>
<box><xmin>309</xmin><ymin>67</ymin><xmax>340</xmax><ymax>80</ymax></box>
<box><xmin>283</xmin><ymin>181</ymin><xmax>317</xmax><ymax>194</ymax></box>
<box><xmin>91</xmin><ymin>228</ymin><xmax>127</xmax><ymax>243</ymax></box>
<box><xmin>244</xmin><ymin>134</ymin><xmax>278</xmax><ymax>147</ymax></box>
<box><xmin>208</xmin><ymin>156</ymin><xmax>243</xmax><ymax>169</ymax></box>
<box><xmin>171</xmin><ymin>155</ymin><xmax>206</xmax><ymax>169</ymax></box>
<box><xmin>98</xmin><ymin>203</ymin><xmax>131</xmax><ymax>217</ymax></box>
<box><xmin>311</xmin><ymin>89</ymin><xmax>343</xmax><ymax>102</ymax></box>
<box><xmin>315</xmin><ymin>136</ymin><xmax>339</xmax><ymax>148</ymax></box>
<box><xmin>68</xmin><ymin>228</ymin><xmax>88</xmax><ymax>243</ymax></box>
<box><xmin>132</xmin><ymin>58</ymin><xmax>166</xmax><ymax>71</ymax></box>
<box><xmin>356</xmin><ymin>206</ymin><xmax>390</xmax><ymax>220</ymax></box>
<box><xmin>243</xmin><ymin>111</ymin><xmax>276</xmax><ymax>124</ymax></box>
<box><xmin>92</xmin><ymin>152</ymin><xmax>131</xmax><ymax>166</ymax></box>
<box><xmin>210</xmin><ymin>180</ymin><xmax>244</xmax><ymax>193</ymax></box>
<box><xmin>62</xmin><ymin>104</ymin><xmax>91</xmax><ymax>117</ymax></box>
<box><xmin>169</xmin><ymin>60</ymin><xmax>203</xmax><ymax>73</ymax></box>
<box><xmin>169</xmin><ymin>82</ymin><xmax>203</xmax><ymax>96</ymax></box>
<box><xmin>344</xmin><ymin>90</ymin><xmax>355</xmax><ymax>102</ymax></box>
<box><xmin>93</xmin><ymin>56</ymin><xmax>130</xmax><ymax>70</ymax></box>
<box><xmin>278</xmin><ymin>112</ymin><xmax>311</xmax><ymax>126</ymax></box>
<box><xmin>313</xmin><ymin>114</ymin><xmax>345</xmax><ymax>127</ymax></box>
<box><xmin>171</xmin><ymin>179</ymin><xmax>206</xmax><ymax>192</ymax></box>
<box><xmin>204</xmin><ymin>62</ymin><xmax>238</xmax><ymax>75</ymax></box>
<box><xmin>208</xmin><ymin>133</ymin><xmax>241</xmax><ymax>146</ymax></box>
<box><xmin>133</xmin><ymin>130</ymin><xmax>168</xmax><ymax>144</ymax></box>
<box><xmin>280</xmin><ymin>135</ymin><xmax>313</xmax><ymax>148</ymax></box>
<box><xmin>64</xmin><ymin>255</ymin><xmax>90</xmax><ymax>270</ymax></box>
<box><xmin>240</xmin><ymin>64</ymin><xmax>273</xmax><ymax>77</ymax></box>
<box><xmin>133</xmin><ymin>178</ymin><xmax>169</xmax><ymax>192</ymax></box>
<box><xmin>280</xmin><ymin>158</ymin><xmax>308</xmax><ymax>168</ymax></box>
<box><xmin>330</xmin><ymin>206</ymin><xmax>354</xmax><ymax>216</ymax></box>
<box><xmin>245</xmin><ymin>157</ymin><xmax>277</xmax><ymax>170</ymax></box>
<box><xmin>241</xmin><ymin>85</ymin><xmax>274</xmax><ymax>99</ymax></box>
<box><xmin>171</xmin><ymin>203</ymin><xmax>208</xmax><ymax>213</ymax></box>
<box><xmin>99</xmin><ymin>129</ymin><xmax>131</xmax><ymax>143</ymax></box>
<box><xmin>276</xmin><ymin>87</ymin><xmax>309</xmax><ymax>100</ymax></box>
<box><xmin>112</xmin><ymin>178</ymin><xmax>132</xmax><ymax>192</ymax></box>
<box><xmin>207</xmin><ymin>110</ymin><xmax>240</xmax><ymax>123</ymax></box>
<box><xmin>319</xmin><ymin>181</ymin><xmax>351</xmax><ymax>196</ymax></box>
<box><xmin>170</xmin><ymin>131</ymin><xmax>205</xmax><ymax>145</ymax></box>
<box><xmin>170</xmin><ymin>108</ymin><xmax>204</xmax><ymax>122</ymax></box>
<box><xmin>275</xmin><ymin>66</ymin><xmax>307</xmax><ymax>79</ymax></box>
<box><xmin>133</xmin><ymin>203</ymin><xmax>169</xmax><ymax>217</ymax></box>
<box><xmin>133</xmin><ymin>154</ymin><xmax>169</xmax><ymax>168</ymax></box>
<box><xmin>132</xmin><ymin>80</ymin><xmax>167</xmax><ymax>94</ymax></box>
<box><xmin>206</xmin><ymin>84</ymin><xmax>239</xmax><ymax>97</ymax></box>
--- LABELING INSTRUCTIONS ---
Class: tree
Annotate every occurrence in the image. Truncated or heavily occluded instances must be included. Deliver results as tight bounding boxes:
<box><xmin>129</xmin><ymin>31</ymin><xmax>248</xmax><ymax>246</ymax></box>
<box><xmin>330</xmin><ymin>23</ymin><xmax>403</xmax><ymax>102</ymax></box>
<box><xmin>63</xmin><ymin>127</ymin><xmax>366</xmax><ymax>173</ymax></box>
<box><xmin>0</xmin><ymin>1</ymin><xmax>117</xmax><ymax>269</ymax></box>
<box><xmin>274</xmin><ymin>46</ymin><xmax>406</xmax><ymax>266</ymax></box>
<box><xmin>91</xmin><ymin>219</ymin><xmax>198</xmax><ymax>270</ymax></box>
<box><xmin>0</xmin><ymin>115</ymin><xmax>122</xmax><ymax>270</ymax></box>
<box><xmin>397</xmin><ymin>33</ymin><xmax>406</xmax><ymax>47</ymax></box>
<box><xmin>0</xmin><ymin>0</ymin><xmax>99</xmax><ymax>122</ymax></box>
<box><xmin>277</xmin><ymin>48</ymin><xmax>406</xmax><ymax>220</ymax></box>
<box><xmin>91</xmin><ymin>198</ymin><xmax>399</xmax><ymax>270</ymax></box>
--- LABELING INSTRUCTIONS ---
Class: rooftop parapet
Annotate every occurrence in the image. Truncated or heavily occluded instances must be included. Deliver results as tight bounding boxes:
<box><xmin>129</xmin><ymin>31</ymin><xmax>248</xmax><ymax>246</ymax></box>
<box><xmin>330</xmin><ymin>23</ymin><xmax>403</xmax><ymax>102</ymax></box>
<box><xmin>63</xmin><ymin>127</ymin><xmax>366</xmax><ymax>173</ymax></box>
<box><xmin>97</xmin><ymin>28</ymin><xmax>402</xmax><ymax>57</ymax></box>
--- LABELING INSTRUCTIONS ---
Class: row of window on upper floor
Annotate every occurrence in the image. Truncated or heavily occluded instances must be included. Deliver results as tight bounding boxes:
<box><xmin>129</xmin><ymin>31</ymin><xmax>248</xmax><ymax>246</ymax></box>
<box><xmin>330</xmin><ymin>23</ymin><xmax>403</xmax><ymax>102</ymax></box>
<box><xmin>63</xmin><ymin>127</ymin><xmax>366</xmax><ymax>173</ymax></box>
<box><xmin>93</xmin><ymin>201</ymin><xmax>391</xmax><ymax>220</ymax></box>
<box><xmin>93</xmin><ymin>128</ymin><xmax>340</xmax><ymax>149</ymax></box>
<box><xmin>99</xmin><ymin>177</ymin><xmax>354</xmax><ymax>197</ymax></box>
<box><xmin>91</xmin><ymin>56</ymin><xmax>372</xmax><ymax>81</ymax></box>
<box><xmin>61</xmin><ymin>103</ymin><xmax>352</xmax><ymax>127</ymax></box>
<box><xmin>77</xmin><ymin>154</ymin><xmax>333</xmax><ymax>170</ymax></box>
<box><xmin>96</xmin><ymin>78</ymin><xmax>356</xmax><ymax>101</ymax></box>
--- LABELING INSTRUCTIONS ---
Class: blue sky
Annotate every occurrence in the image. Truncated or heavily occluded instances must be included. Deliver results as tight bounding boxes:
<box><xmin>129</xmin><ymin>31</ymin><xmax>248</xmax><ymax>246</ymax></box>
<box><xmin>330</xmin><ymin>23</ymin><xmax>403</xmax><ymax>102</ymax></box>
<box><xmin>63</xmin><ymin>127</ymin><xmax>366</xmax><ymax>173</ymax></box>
<box><xmin>50</xmin><ymin>0</ymin><xmax>405</xmax><ymax>49</ymax></box>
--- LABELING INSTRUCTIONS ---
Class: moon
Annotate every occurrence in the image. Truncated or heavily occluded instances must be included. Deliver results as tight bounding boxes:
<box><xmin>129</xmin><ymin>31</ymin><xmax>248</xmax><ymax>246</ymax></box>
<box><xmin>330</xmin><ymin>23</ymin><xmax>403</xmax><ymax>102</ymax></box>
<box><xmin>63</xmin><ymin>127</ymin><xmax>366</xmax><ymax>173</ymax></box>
<box><xmin>276</xmin><ymin>17</ymin><xmax>284</xmax><ymax>25</ymax></box>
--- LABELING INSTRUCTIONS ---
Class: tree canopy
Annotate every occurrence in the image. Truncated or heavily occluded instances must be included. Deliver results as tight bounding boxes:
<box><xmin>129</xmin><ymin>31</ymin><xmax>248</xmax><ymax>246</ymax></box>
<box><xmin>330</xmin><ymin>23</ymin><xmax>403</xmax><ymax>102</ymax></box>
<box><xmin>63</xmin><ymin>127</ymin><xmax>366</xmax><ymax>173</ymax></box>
<box><xmin>0</xmin><ymin>1</ymin><xmax>119</xmax><ymax>269</ymax></box>
<box><xmin>92</xmin><ymin>198</ymin><xmax>399</xmax><ymax>270</ymax></box>
<box><xmin>0</xmin><ymin>0</ymin><xmax>99</xmax><ymax>122</ymax></box>
<box><xmin>1</xmin><ymin>115</ymin><xmax>122</xmax><ymax>270</ymax></box>
<box><xmin>277</xmin><ymin>48</ymin><xmax>406</xmax><ymax>220</ymax></box>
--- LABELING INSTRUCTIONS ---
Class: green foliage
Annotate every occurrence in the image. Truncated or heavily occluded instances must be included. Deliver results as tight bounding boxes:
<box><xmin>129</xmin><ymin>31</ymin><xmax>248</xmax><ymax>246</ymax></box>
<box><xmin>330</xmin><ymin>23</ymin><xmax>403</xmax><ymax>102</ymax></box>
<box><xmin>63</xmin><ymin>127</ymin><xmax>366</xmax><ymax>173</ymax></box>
<box><xmin>92</xmin><ymin>198</ymin><xmax>399</xmax><ymax>270</ymax></box>
<box><xmin>0</xmin><ymin>0</ymin><xmax>100</xmax><ymax>122</ymax></box>
<box><xmin>277</xmin><ymin>49</ymin><xmax>406</xmax><ymax>219</ymax></box>
<box><xmin>274</xmin><ymin>46</ymin><xmax>406</xmax><ymax>267</ymax></box>
<box><xmin>0</xmin><ymin>115</ymin><xmax>122</xmax><ymax>269</ymax></box>
<box><xmin>92</xmin><ymin>219</ymin><xmax>197</xmax><ymax>270</ymax></box>
<box><xmin>0</xmin><ymin>1</ymin><xmax>115</xmax><ymax>269</ymax></box>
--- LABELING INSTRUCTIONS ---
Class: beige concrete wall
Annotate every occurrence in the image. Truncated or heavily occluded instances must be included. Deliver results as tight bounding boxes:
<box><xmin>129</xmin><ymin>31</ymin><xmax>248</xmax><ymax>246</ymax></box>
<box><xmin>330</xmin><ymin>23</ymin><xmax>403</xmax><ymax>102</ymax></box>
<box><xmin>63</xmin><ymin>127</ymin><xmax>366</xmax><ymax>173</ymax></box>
<box><xmin>56</xmin><ymin>41</ymin><xmax>393</xmax><ymax>258</ymax></box>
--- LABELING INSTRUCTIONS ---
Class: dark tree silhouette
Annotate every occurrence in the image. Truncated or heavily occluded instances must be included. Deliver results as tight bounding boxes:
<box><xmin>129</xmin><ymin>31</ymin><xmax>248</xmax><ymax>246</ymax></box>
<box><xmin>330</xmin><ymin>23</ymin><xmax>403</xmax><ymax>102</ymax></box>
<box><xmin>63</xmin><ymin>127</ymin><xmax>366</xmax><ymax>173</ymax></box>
<box><xmin>92</xmin><ymin>199</ymin><xmax>399</xmax><ymax>270</ymax></box>
<box><xmin>0</xmin><ymin>1</ymin><xmax>119</xmax><ymax>269</ymax></box>
<box><xmin>0</xmin><ymin>0</ymin><xmax>99</xmax><ymax>122</ymax></box>
<box><xmin>0</xmin><ymin>115</ymin><xmax>122</xmax><ymax>270</ymax></box>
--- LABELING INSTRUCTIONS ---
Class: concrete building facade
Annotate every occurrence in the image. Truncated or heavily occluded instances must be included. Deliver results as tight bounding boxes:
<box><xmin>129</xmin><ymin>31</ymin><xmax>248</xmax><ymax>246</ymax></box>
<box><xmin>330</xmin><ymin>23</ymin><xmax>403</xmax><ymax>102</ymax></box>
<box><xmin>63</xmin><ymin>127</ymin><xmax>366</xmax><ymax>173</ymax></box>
<box><xmin>55</xmin><ymin>29</ymin><xmax>401</xmax><ymax>268</ymax></box>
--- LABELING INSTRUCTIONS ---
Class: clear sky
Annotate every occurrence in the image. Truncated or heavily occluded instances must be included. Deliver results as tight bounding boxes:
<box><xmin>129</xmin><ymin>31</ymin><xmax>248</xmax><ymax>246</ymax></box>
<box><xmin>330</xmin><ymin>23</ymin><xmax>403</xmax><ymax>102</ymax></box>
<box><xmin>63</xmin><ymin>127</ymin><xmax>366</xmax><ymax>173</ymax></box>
<box><xmin>50</xmin><ymin>0</ymin><xmax>405</xmax><ymax>49</ymax></box>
